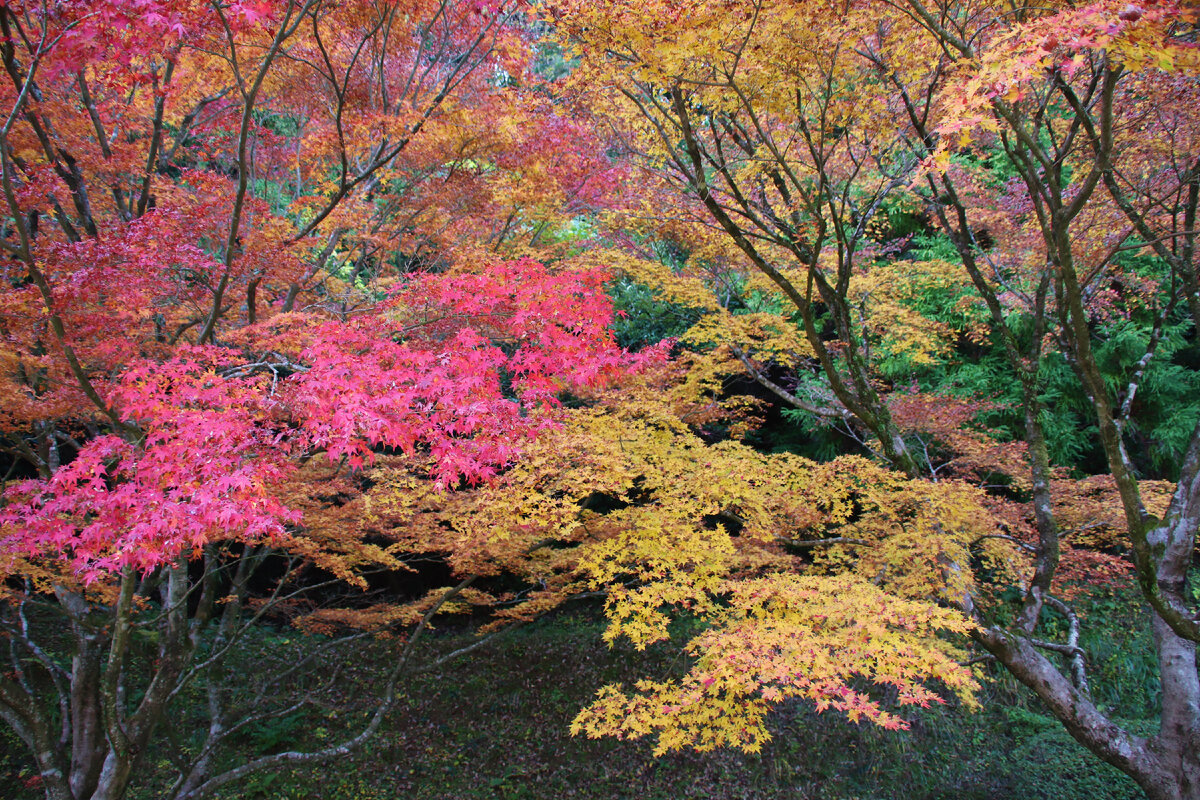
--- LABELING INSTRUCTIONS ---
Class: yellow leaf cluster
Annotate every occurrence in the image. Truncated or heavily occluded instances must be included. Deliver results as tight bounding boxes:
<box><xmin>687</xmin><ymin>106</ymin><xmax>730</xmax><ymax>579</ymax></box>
<box><xmin>848</xmin><ymin>260</ymin><xmax>982</xmax><ymax>368</ymax></box>
<box><xmin>572</xmin><ymin>574</ymin><xmax>978</xmax><ymax>755</ymax></box>
<box><xmin>350</xmin><ymin>365</ymin><xmax>1013</xmax><ymax>744</ymax></box>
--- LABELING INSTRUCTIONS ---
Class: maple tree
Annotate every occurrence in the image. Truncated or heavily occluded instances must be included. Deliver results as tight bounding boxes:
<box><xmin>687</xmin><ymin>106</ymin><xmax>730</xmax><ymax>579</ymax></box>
<box><xmin>363</xmin><ymin>361</ymin><xmax>998</xmax><ymax>752</ymax></box>
<box><xmin>2</xmin><ymin>0</ymin><xmax>1199</xmax><ymax>798</ymax></box>
<box><xmin>0</xmin><ymin>2</ymin><xmax>657</xmax><ymax>799</ymax></box>
<box><xmin>551</xmin><ymin>1</ymin><xmax>1200</xmax><ymax>798</ymax></box>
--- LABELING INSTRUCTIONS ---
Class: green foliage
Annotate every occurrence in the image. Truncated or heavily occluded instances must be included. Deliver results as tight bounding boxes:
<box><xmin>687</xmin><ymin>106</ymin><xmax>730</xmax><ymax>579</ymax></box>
<box><xmin>250</xmin><ymin>177</ymin><xmax>296</xmax><ymax>217</ymax></box>
<box><xmin>909</xmin><ymin>232</ymin><xmax>963</xmax><ymax>263</ymax></box>
<box><xmin>809</xmin><ymin>233</ymin><xmax>1200</xmax><ymax>480</ymax></box>
<box><xmin>531</xmin><ymin>38</ymin><xmax>579</xmax><ymax>83</ymax></box>
<box><xmin>239</xmin><ymin>711</ymin><xmax>311</xmax><ymax>755</ymax></box>
<box><xmin>781</xmin><ymin>401</ymin><xmax>863</xmax><ymax>462</ymax></box>
<box><xmin>1094</xmin><ymin>317</ymin><xmax>1200</xmax><ymax>480</ymax></box>
<box><xmin>608</xmin><ymin>277</ymin><xmax>703</xmax><ymax>350</ymax></box>
<box><xmin>1080</xmin><ymin>606</ymin><xmax>1162</xmax><ymax>718</ymax></box>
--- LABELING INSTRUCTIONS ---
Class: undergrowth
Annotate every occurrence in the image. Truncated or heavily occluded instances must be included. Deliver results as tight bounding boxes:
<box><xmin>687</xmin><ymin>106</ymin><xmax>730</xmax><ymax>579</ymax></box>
<box><xmin>0</xmin><ymin>585</ymin><xmax>1153</xmax><ymax>800</ymax></box>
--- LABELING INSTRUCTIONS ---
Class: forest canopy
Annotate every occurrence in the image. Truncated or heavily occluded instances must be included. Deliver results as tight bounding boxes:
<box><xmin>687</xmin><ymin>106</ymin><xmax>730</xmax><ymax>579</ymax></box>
<box><xmin>0</xmin><ymin>2</ymin><xmax>1197</xmax><ymax>799</ymax></box>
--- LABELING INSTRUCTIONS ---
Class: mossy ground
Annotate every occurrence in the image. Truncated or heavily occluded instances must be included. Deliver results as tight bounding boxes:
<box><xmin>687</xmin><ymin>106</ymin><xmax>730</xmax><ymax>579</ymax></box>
<box><xmin>2</xmin><ymin>597</ymin><xmax>1152</xmax><ymax>796</ymax></box>
<box><xmin>0</xmin><ymin>590</ymin><xmax>1152</xmax><ymax>800</ymax></box>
